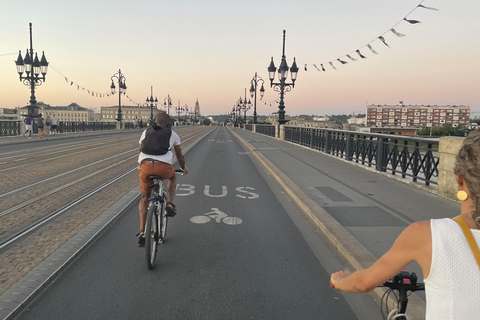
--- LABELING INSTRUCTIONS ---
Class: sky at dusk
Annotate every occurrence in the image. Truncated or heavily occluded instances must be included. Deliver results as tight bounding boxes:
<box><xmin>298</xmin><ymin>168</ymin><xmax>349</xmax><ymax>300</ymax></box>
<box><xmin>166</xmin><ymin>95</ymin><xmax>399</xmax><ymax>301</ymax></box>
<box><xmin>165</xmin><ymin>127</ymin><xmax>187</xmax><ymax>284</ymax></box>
<box><xmin>1</xmin><ymin>0</ymin><xmax>479</xmax><ymax>116</ymax></box>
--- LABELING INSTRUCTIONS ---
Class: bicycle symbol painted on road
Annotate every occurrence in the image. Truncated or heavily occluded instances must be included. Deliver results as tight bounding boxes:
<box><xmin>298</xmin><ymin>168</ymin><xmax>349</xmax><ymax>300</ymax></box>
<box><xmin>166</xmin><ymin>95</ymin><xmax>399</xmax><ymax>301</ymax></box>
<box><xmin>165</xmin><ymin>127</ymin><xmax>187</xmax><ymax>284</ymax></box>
<box><xmin>190</xmin><ymin>208</ymin><xmax>243</xmax><ymax>225</ymax></box>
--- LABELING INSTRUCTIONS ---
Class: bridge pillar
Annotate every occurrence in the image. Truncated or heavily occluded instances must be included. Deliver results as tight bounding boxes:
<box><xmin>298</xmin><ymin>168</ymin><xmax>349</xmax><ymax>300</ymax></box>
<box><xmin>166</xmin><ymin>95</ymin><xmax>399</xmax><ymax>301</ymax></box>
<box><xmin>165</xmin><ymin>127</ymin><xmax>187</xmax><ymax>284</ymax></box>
<box><xmin>276</xmin><ymin>125</ymin><xmax>285</xmax><ymax>140</ymax></box>
<box><xmin>438</xmin><ymin>136</ymin><xmax>464</xmax><ymax>200</ymax></box>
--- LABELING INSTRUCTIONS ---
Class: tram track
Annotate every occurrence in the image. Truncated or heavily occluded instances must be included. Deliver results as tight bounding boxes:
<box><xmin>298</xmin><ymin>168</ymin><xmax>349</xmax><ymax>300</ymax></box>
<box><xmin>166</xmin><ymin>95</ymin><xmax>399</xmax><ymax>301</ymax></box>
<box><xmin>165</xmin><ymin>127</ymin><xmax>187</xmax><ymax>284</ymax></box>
<box><xmin>0</xmin><ymin>167</ymin><xmax>137</xmax><ymax>251</ymax></box>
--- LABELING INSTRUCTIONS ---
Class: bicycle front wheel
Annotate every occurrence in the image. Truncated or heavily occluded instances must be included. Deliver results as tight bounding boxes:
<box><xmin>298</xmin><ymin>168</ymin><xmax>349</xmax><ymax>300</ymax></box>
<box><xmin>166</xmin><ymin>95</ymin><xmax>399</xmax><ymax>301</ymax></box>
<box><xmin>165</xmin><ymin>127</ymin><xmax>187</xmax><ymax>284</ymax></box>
<box><xmin>145</xmin><ymin>203</ymin><xmax>158</xmax><ymax>270</ymax></box>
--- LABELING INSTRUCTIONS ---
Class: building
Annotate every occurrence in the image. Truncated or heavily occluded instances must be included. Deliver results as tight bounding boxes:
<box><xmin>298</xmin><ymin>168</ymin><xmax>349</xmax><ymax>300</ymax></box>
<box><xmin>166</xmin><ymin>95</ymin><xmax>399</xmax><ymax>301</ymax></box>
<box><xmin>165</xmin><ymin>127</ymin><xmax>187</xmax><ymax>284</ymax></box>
<box><xmin>0</xmin><ymin>108</ymin><xmax>18</xmax><ymax>120</ymax></box>
<box><xmin>366</xmin><ymin>103</ymin><xmax>470</xmax><ymax>129</ymax></box>
<box><xmin>194</xmin><ymin>99</ymin><xmax>201</xmax><ymax>117</ymax></box>
<box><xmin>100</xmin><ymin>105</ymin><xmax>157</xmax><ymax>122</ymax></box>
<box><xmin>18</xmin><ymin>102</ymin><xmax>95</xmax><ymax>121</ymax></box>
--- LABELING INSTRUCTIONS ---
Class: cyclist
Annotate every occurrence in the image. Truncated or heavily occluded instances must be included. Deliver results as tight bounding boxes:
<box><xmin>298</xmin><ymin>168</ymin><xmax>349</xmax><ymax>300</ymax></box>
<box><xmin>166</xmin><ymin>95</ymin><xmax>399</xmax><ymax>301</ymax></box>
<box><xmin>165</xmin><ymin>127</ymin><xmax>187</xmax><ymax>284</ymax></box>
<box><xmin>137</xmin><ymin>112</ymin><xmax>188</xmax><ymax>247</ymax></box>
<box><xmin>330</xmin><ymin>129</ymin><xmax>480</xmax><ymax>319</ymax></box>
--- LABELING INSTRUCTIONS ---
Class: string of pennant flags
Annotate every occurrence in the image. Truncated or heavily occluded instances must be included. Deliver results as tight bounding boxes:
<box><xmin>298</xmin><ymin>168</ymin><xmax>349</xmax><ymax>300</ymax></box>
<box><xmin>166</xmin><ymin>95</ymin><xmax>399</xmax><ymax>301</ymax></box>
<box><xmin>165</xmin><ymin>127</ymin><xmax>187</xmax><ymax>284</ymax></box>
<box><xmin>49</xmin><ymin>64</ymin><xmax>144</xmax><ymax>106</ymax></box>
<box><xmin>302</xmin><ymin>0</ymin><xmax>438</xmax><ymax>72</ymax></box>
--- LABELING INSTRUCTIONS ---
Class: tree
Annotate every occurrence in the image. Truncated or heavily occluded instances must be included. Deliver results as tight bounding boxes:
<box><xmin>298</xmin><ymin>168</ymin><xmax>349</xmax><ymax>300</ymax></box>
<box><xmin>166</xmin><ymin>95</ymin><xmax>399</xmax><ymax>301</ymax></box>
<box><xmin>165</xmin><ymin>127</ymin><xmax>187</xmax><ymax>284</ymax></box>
<box><xmin>202</xmin><ymin>118</ymin><xmax>212</xmax><ymax>126</ymax></box>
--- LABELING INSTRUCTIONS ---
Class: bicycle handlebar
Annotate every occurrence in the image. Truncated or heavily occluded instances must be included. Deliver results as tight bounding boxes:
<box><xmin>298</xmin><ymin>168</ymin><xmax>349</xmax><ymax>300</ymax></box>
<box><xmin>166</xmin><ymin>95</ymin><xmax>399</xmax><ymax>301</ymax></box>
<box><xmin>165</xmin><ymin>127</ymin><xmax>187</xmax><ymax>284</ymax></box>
<box><xmin>382</xmin><ymin>270</ymin><xmax>425</xmax><ymax>292</ymax></box>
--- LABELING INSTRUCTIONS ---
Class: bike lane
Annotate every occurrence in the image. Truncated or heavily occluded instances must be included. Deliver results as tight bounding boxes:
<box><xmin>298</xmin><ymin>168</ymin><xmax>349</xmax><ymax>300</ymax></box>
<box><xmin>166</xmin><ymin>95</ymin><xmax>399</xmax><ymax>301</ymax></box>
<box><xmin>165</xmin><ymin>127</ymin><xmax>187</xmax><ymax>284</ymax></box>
<box><xmin>14</xmin><ymin>127</ymin><xmax>382</xmax><ymax>320</ymax></box>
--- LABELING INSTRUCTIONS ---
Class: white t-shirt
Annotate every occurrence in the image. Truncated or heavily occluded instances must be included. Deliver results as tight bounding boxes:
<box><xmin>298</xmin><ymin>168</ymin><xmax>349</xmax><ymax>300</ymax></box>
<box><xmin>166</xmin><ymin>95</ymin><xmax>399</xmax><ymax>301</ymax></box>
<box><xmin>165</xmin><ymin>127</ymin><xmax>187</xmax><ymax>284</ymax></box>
<box><xmin>137</xmin><ymin>129</ymin><xmax>181</xmax><ymax>164</ymax></box>
<box><xmin>51</xmin><ymin>116</ymin><xmax>58</xmax><ymax>125</ymax></box>
<box><xmin>424</xmin><ymin>218</ymin><xmax>480</xmax><ymax>319</ymax></box>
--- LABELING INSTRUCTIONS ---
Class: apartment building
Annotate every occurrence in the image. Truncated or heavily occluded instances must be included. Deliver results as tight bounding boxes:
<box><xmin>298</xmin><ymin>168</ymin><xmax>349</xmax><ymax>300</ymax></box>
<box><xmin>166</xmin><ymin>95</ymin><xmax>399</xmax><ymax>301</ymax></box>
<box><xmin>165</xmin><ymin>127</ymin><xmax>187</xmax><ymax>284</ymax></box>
<box><xmin>100</xmin><ymin>105</ymin><xmax>159</xmax><ymax>122</ymax></box>
<box><xmin>18</xmin><ymin>102</ymin><xmax>95</xmax><ymax>121</ymax></box>
<box><xmin>366</xmin><ymin>103</ymin><xmax>470</xmax><ymax>128</ymax></box>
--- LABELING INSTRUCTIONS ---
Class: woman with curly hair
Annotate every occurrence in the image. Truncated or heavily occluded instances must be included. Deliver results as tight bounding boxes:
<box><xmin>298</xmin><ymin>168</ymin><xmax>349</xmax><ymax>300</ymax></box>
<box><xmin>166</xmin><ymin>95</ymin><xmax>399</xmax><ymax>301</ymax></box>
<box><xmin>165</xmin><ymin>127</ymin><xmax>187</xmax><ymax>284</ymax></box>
<box><xmin>330</xmin><ymin>130</ymin><xmax>480</xmax><ymax>319</ymax></box>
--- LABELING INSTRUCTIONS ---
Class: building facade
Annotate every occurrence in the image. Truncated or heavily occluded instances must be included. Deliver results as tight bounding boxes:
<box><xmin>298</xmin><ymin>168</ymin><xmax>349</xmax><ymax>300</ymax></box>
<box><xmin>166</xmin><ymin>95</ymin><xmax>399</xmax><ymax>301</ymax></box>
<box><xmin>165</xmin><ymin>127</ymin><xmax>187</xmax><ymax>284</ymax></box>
<box><xmin>100</xmin><ymin>105</ymin><xmax>158</xmax><ymax>122</ymax></box>
<box><xmin>18</xmin><ymin>102</ymin><xmax>95</xmax><ymax>121</ymax></box>
<box><xmin>194</xmin><ymin>99</ymin><xmax>201</xmax><ymax>117</ymax></box>
<box><xmin>366</xmin><ymin>103</ymin><xmax>470</xmax><ymax>128</ymax></box>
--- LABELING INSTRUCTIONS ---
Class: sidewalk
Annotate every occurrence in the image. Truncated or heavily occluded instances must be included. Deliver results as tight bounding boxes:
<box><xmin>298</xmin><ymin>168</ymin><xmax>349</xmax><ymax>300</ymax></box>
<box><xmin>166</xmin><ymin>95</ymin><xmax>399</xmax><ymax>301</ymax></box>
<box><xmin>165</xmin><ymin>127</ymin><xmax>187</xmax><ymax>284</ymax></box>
<box><xmin>231</xmin><ymin>128</ymin><xmax>461</xmax><ymax>319</ymax></box>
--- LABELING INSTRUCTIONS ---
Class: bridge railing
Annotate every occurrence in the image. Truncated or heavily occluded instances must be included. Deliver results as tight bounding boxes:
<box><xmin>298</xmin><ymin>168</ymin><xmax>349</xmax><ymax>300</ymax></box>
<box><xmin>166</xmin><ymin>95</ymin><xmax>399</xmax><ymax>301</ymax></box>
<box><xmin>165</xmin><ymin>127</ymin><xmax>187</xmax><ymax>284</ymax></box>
<box><xmin>255</xmin><ymin>124</ymin><xmax>276</xmax><ymax>137</ymax></box>
<box><xmin>0</xmin><ymin>120</ymin><xmax>134</xmax><ymax>136</ymax></box>
<box><xmin>282</xmin><ymin>126</ymin><xmax>439</xmax><ymax>186</ymax></box>
<box><xmin>0</xmin><ymin>121</ymin><xmax>22</xmax><ymax>137</ymax></box>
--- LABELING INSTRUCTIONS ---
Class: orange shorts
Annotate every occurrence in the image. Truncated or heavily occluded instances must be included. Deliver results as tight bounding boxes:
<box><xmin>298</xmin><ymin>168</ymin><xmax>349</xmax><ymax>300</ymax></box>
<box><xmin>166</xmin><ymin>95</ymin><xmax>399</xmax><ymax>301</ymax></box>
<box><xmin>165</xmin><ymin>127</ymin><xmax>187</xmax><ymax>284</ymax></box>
<box><xmin>139</xmin><ymin>160</ymin><xmax>175</xmax><ymax>194</ymax></box>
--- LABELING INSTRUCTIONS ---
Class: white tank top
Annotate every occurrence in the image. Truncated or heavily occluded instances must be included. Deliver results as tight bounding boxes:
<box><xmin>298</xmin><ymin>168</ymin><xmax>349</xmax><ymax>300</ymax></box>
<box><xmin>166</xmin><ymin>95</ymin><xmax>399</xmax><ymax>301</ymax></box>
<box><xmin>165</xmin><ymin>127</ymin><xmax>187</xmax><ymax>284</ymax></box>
<box><xmin>425</xmin><ymin>218</ymin><xmax>480</xmax><ymax>319</ymax></box>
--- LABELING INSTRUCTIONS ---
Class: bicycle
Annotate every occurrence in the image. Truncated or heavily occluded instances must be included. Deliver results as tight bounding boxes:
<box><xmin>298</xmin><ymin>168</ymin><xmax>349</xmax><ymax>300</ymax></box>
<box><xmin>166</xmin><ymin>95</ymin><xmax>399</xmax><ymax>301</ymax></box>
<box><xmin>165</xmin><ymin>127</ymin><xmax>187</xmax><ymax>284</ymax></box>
<box><xmin>144</xmin><ymin>169</ymin><xmax>183</xmax><ymax>270</ymax></box>
<box><xmin>379</xmin><ymin>270</ymin><xmax>425</xmax><ymax>320</ymax></box>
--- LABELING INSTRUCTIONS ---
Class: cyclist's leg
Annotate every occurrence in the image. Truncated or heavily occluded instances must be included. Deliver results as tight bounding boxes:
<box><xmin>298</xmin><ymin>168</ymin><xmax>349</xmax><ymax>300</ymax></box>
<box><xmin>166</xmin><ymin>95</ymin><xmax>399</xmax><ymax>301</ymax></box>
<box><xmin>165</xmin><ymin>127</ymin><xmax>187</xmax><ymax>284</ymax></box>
<box><xmin>138</xmin><ymin>191</ymin><xmax>149</xmax><ymax>232</ymax></box>
<box><xmin>167</xmin><ymin>174</ymin><xmax>177</xmax><ymax>203</ymax></box>
<box><xmin>138</xmin><ymin>162</ymin><xmax>154</xmax><ymax>234</ymax></box>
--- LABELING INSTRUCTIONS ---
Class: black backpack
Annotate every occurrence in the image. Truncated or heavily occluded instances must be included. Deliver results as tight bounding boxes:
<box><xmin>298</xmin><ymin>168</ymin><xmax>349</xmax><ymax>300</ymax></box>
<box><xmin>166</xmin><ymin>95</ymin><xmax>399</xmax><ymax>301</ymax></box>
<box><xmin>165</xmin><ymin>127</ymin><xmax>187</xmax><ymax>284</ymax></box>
<box><xmin>140</xmin><ymin>126</ymin><xmax>172</xmax><ymax>155</ymax></box>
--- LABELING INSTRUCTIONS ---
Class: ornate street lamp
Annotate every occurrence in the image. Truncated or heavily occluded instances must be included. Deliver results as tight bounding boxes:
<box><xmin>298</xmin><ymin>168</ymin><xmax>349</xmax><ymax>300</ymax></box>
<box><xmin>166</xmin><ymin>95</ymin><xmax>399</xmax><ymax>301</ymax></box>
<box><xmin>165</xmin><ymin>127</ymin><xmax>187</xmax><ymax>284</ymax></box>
<box><xmin>236</xmin><ymin>88</ymin><xmax>251</xmax><ymax>124</ymax></box>
<box><xmin>163</xmin><ymin>95</ymin><xmax>172</xmax><ymax>116</ymax></box>
<box><xmin>15</xmin><ymin>23</ymin><xmax>49</xmax><ymax>118</ymax></box>
<box><xmin>175</xmin><ymin>105</ymin><xmax>184</xmax><ymax>122</ymax></box>
<box><xmin>146</xmin><ymin>86</ymin><xmax>158</xmax><ymax>126</ymax></box>
<box><xmin>267</xmin><ymin>29</ymin><xmax>298</xmax><ymax>125</ymax></box>
<box><xmin>110</xmin><ymin>69</ymin><xmax>127</xmax><ymax>124</ymax></box>
<box><xmin>249</xmin><ymin>72</ymin><xmax>265</xmax><ymax>124</ymax></box>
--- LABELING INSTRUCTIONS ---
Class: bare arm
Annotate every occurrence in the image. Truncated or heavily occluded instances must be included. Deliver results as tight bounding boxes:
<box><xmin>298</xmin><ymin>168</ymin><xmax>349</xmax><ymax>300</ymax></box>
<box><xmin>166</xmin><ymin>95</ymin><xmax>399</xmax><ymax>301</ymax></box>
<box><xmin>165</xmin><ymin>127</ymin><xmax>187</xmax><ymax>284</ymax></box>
<box><xmin>173</xmin><ymin>145</ymin><xmax>188</xmax><ymax>174</ymax></box>
<box><xmin>331</xmin><ymin>221</ymin><xmax>431</xmax><ymax>293</ymax></box>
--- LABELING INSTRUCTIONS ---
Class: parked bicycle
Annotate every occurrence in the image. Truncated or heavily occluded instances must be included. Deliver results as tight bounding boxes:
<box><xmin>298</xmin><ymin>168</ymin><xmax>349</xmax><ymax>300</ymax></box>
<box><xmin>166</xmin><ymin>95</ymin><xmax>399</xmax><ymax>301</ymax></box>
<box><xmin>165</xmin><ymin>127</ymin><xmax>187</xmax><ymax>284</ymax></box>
<box><xmin>379</xmin><ymin>270</ymin><xmax>425</xmax><ymax>320</ymax></box>
<box><xmin>145</xmin><ymin>169</ymin><xmax>183</xmax><ymax>270</ymax></box>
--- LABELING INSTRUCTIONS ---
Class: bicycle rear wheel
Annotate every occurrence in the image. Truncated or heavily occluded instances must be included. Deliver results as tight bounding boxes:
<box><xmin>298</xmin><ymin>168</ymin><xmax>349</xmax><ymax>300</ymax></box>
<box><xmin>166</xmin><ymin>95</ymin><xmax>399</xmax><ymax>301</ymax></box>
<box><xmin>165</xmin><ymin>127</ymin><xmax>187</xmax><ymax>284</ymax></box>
<box><xmin>145</xmin><ymin>203</ymin><xmax>158</xmax><ymax>270</ymax></box>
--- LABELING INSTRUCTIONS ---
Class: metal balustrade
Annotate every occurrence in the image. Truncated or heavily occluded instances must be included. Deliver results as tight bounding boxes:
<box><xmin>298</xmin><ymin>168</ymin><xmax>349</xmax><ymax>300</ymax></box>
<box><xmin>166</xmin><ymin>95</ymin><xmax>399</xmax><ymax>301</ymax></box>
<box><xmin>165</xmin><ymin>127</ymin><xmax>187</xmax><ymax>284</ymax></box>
<box><xmin>255</xmin><ymin>125</ymin><xmax>276</xmax><ymax>137</ymax></box>
<box><xmin>283</xmin><ymin>126</ymin><xmax>439</xmax><ymax>186</ymax></box>
<box><xmin>0</xmin><ymin>120</ymin><xmax>131</xmax><ymax>136</ymax></box>
<box><xmin>0</xmin><ymin>121</ymin><xmax>22</xmax><ymax>137</ymax></box>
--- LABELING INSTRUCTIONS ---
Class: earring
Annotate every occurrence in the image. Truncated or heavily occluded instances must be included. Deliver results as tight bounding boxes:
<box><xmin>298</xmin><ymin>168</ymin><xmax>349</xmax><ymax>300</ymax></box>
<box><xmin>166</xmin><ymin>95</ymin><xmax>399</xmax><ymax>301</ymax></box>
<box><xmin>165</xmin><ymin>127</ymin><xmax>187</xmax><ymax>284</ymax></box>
<box><xmin>457</xmin><ymin>190</ymin><xmax>468</xmax><ymax>201</ymax></box>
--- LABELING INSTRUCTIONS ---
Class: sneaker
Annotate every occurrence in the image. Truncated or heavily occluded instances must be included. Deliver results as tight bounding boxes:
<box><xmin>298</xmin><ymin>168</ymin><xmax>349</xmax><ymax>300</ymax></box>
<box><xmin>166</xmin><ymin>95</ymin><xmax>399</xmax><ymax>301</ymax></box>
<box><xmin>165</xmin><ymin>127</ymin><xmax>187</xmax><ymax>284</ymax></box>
<box><xmin>166</xmin><ymin>202</ymin><xmax>177</xmax><ymax>217</ymax></box>
<box><xmin>137</xmin><ymin>232</ymin><xmax>145</xmax><ymax>247</ymax></box>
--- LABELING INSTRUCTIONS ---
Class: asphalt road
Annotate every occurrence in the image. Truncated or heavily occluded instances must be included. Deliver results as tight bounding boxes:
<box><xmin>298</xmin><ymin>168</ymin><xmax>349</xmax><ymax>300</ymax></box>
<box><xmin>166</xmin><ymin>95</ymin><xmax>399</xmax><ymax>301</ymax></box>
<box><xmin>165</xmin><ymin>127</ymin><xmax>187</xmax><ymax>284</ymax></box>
<box><xmin>14</xmin><ymin>127</ymin><xmax>383</xmax><ymax>320</ymax></box>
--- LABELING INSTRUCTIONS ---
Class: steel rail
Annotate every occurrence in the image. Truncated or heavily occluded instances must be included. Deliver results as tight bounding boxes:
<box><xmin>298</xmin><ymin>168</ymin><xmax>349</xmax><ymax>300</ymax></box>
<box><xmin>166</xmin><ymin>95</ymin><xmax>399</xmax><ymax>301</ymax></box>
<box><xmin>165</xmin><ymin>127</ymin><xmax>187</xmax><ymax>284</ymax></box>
<box><xmin>0</xmin><ymin>167</ymin><xmax>137</xmax><ymax>251</ymax></box>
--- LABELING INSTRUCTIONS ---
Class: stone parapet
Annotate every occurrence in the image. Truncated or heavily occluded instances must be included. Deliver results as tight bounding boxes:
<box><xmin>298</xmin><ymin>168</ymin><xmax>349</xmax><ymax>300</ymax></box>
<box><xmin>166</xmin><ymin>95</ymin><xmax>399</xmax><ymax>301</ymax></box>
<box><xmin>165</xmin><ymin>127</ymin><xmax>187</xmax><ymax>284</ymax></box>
<box><xmin>438</xmin><ymin>136</ymin><xmax>464</xmax><ymax>200</ymax></box>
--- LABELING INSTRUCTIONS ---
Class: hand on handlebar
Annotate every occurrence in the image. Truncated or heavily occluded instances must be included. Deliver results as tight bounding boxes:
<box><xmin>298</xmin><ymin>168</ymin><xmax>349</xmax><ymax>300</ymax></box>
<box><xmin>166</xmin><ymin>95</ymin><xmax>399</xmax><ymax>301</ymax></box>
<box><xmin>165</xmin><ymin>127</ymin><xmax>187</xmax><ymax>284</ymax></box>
<box><xmin>330</xmin><ymin>270</ymin><xmax>350</xmax><ymax>288</ymax></box>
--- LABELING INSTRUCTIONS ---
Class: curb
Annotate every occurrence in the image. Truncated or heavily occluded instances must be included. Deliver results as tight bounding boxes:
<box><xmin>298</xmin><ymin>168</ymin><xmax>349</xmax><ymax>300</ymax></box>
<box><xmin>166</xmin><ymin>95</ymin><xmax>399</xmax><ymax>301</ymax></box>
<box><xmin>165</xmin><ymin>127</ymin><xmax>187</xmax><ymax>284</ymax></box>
<box><xmin>229</xmin><ymin>128</ymin><xmax>426</xmax><ymax>319</ymax></box>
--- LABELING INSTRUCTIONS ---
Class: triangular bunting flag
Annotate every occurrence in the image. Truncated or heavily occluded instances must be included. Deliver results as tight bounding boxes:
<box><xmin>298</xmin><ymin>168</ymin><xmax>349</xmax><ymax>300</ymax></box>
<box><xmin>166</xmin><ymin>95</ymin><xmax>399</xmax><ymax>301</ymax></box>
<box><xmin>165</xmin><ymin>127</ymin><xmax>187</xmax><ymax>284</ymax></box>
<box><xmin>304</xmin><ymin>64</ymin><xmax>307</xmax><ymax>71</ymax></box>
<box><xmin>379</xmin><ymin>36</ymin><xmax>390</xmax><ymax>47</ymax></box>
<box><xmin>320</xmin><ymin>64</ymin><xmax>325</xmax><ymax>71</ymax></box>
<box><xmin>329</xmin><ymin>62</ymin><xmax>337</xmax><ymax>70</ymax></box>
<box><xmin>367</xmin><ymin>44</ymin><xmax>378</xmax><ymax>54</ymax></box>
<box><xmin>313</xmin><ymin>64</ymin><xmax>321</xmax><ymax>71</ymax></box>
<box><xmin>403</xmin><ymin>18</ymin><xmax>421</xmax><ymax>24</ymax></box>
<box><xmin>390</xmin><ymin>28</ymin><xmax>405</xmax><ymax>37</ymax></box>
<box><xmin>418</xmin><ymin>4</ymin><xmax>438</xmax><ymax>11</ymax></box>
<box><xmin>356</xmin><ymin>49</ymin><xmax>366</xmax><ymax>59</ymax></box>
<box><xmin>347</xmin><ymin>54</ymin><xmax>357</xmax><ymax>61</ymax></box>
<box><xmin>337</xmin><ymin>58</ymin><xmax>348</xmax><ymax>64</ymax></box>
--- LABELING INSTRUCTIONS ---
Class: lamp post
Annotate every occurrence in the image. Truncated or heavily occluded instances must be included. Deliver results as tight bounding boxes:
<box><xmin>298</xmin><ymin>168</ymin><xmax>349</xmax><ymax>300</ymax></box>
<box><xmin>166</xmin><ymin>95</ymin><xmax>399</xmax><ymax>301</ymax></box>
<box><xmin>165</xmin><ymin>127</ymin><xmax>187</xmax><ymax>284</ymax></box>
<box><xmin>146</xmin><ymin>86</ymin><xmax>158</xmax><ymax>126</ymax></box>
<box><xmin>184</xmin><ymin>105</ymin><xmax>189</xmax><ymax>123</ymax></box>
<box><xmin>267</xmin><ymin>29</ymin><xmax>298</xmax><ymax>125</ymax></box>
<box><xmin>110</xmin><ymin>69</ymin><xmax>127</xmax><ymax>125</ymax></box>
<box><xmin>163</xmin><ymin>95</ymin><xmax>172</xmax><ymax>116</ymax></box>
<box><xmin>237</xmin><ymin>88</ymin><xmax>251</xmax><ymax>125</ymax></box>
<box><xmin>175</xmin><ymin>105</ymin><xmax>184</xmax><ymax>122</ymax></box>
<box><xmin>15</xmin><ymin>22</ymin><xmax>49</xmax><ymax>118</ymax></box>
<box><xmin>249</xmin><ymin>73</ymin><xmax>265</xmax><ymax>124</ymax></box>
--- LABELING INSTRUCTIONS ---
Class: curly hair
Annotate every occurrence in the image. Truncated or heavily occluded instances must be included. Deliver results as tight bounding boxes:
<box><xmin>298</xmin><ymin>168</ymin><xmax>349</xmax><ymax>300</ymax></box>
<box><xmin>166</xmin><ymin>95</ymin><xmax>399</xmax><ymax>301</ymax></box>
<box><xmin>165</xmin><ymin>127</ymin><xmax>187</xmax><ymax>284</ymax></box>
<box><xmin>454</xmin><ymin>129</ymin><xmax>480</xmax><ymax>228</ymax></box>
